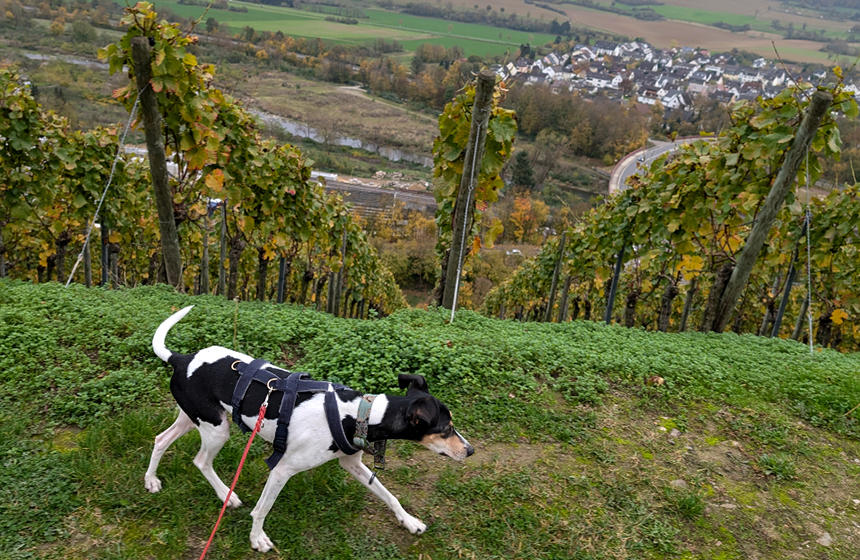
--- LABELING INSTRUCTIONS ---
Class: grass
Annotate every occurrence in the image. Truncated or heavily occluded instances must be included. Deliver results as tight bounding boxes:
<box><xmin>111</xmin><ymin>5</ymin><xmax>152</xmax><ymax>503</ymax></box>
<box><xmin>1</xmin><ymin>279</ymin><xmax>859</xmax><ymax>559</ymax></box>
<box><xmin>653</xmin><ymin>6</ymin><xmax>774</xmax><ymax>33</ymax></box>
<box><xmin>141</xmin><ymin>1</ymin><xmax>555</xmax><ymax>57</ymax></box>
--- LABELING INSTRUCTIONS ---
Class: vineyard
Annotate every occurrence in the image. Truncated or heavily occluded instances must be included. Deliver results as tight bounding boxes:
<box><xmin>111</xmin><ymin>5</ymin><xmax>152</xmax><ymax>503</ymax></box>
<box><xmin>484</xmin><ymin>82</ymin><xmax>860</xmax><ymax>352</ymax></box>
<box><xmin>0</xmin><ymin>2</ymin><xmax>404</xmax><ymax>316</ymax></box>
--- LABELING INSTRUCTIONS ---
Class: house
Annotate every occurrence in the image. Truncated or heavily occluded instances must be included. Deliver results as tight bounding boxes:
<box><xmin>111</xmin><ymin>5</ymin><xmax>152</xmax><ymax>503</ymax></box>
<box><xmin>586</xmin><ymin>71</ymin><xmax>614</xmax><ymax>89</ymax></box>
<box><xmin>593</xmin><ymin>40</ymin><xmax>622</xmax><ymax>57</ymax></box>
<box><xmin>662</xmin><ymin>90</ymin><xmax>689</xmax><ymax>109</ymax></box>
<box><xmin>711</xmin><ymin>90</ymin><xmax>735</xmax><ymax>104</ymax></box>
<box><xmin>686</xmin><ymin>77</ymin><xmax>711</xmax><ymax>95</ymax></box>
<box><xmin>637</xmin><ymin>86</ymin><xmax>661</xmax><ymax>105</ymax></box>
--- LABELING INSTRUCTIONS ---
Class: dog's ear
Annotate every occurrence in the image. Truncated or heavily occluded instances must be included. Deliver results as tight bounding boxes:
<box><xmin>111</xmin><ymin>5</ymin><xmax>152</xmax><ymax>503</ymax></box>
<box><xmin>406</xmin><ymin>396</ymin><xmax>438</xmax><ymax>426</ymax></box>
<box><xmin>398</xmin><ymin>374</ymin><xmax>429</xmax><ymax>394</ymax></box>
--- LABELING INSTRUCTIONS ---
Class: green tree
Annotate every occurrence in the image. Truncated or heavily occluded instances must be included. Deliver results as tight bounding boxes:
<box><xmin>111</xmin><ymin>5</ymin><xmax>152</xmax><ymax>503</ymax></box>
<box><xmin>510</xmin><ymin>150</ymin><xmax>535</xmax><ymax>191</ymax></box>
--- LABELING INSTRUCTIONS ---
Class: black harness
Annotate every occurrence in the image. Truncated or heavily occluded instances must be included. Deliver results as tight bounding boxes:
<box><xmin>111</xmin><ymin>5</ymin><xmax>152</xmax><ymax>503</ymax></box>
<box><xmin>231</xmin><ymin>359</ymin><xmax>362</xmax><ymax>469</ymax></box>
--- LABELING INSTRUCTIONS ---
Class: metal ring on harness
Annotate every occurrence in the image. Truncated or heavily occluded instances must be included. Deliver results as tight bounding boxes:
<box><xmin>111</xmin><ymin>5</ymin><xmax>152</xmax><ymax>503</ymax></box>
<box><xmin>231</xmin><ymin>360</ymin><xmax>241</xmax><ymax>371</ymax></box>
<box><xmin>266</xmin><ymin>377</ymin><xmax>278</xmax><ymax>391</ymax></box>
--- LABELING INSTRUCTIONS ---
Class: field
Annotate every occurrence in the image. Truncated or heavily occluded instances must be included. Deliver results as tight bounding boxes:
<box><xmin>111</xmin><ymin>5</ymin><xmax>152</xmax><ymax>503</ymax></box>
<box><xmin>2</xmin><ymin>280</ymin><xmax>860</xmax><ymax>559</ymax></box>
<box><xmin>560</xmin><ymin>4</ymin><xmax>833</xmax><ymax>63</ymax></box>
<box><xmin>433</xmin><ymin>0</ymin><xmax>857</xmax><ymax>64</ymax></box>
<box><xmin>144</xmin><ymin>1</ymin><xmax>556</xmax><ymax>57</ymax></box>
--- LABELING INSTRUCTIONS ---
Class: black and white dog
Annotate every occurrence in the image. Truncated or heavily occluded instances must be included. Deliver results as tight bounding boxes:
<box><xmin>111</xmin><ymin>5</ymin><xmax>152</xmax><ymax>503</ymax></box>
<box><xmin>146</xmin><ymin>306</ymin><xmax>473</xmax><ymax>552</ymax></box>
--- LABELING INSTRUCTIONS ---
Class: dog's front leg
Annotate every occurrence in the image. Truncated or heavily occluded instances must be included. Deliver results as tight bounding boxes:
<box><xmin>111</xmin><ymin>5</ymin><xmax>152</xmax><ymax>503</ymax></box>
<box><xmin>249</xmin><ymin>463</ymin><xmax>298</xmax><ymax>552</ymax></box>
<box><xmin>144</xmin><ymin>409</ymin><xmax>195</xmax><ymax>493</ymax></box>
<box><xmin>338</xmin><ymin>454</ymin><xmax>427</xmax><ymax>535</ymax></box>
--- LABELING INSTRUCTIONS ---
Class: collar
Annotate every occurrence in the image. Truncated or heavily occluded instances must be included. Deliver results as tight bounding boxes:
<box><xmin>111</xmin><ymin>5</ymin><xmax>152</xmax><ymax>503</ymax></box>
<box><xmin>354</xmin><ymin>394</ymin><xmax>387</xmax><ymax>471</ymax></box>
<box><xmin>353</xmin><ymin>394</ymin><xmax>376</xmax><ymax>450</ymax></box>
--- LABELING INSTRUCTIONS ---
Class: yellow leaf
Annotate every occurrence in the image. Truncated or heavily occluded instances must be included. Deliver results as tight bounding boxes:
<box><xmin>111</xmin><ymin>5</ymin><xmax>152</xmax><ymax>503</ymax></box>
<box><xmin>472</xmin><ymin>236</ymin><xmax>482</xmax><ymax>253</ymax></box>
<box><xmin>108</xmin><ymin>231</ymin><xmax>121</xmax><ymax>244</ymax></box>
<box><xmin>678</xmin><ymin>254</ymin><xmax>704</xmax><ymax>275</ymax></box>
<box><xmin>726</xmin><ymin>234</ymin><xmax>743</xmax><ymax>253</ymax></box>
<box><xmin>204</xmin><ymin>169</ymin><xmax>224</xmax><ymax>192</ymax></box>
<box><xmin>831</xmin><ymin>309</ymin><xmax>848</xmax><ymax>325</ymax></box>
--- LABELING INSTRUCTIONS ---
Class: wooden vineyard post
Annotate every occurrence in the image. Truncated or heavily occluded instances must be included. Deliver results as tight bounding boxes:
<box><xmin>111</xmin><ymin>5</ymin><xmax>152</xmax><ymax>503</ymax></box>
<box><xmin>713</xmin><ymin>90</ymin><xmax>831</xmax><ymax>332</ymax></box>
<box><xmin>442</xmin><ymin>70</ymin><xmax>495</xmax><ymax>311</ymax></box>
<box><xmin>603</xmin><ymin>241</ymin><xmax>627</xmax><ymax>324</ymax></box>
<box><xmin>544</xmin><ymin>231</ymin><xmax>567</xmax><ymax>322</ymax></box>
<box><xmin>131</xmin><ymin>36</ymin><xmax>182</xmax><ymax>288</ymax></box>
<box><xmin>771</xmin><ymin>215</ymin><xmax>808</xmax><ymax>337</ymax></box>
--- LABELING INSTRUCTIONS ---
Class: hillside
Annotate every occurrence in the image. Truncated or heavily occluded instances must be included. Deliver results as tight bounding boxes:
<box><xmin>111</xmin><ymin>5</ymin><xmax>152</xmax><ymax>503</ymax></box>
<box><xmin>1</xmin><ymin>280</ymin><xmax>858</xmax><ymax>559</ymax></box>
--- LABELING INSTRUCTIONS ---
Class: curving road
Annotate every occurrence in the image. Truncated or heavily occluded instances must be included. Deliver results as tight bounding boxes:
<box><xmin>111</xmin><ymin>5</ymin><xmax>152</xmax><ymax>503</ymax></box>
<box><xmin>609</xmin><ymin>138</ymin><xmax>712</xmax><ymax>195</ymax></box>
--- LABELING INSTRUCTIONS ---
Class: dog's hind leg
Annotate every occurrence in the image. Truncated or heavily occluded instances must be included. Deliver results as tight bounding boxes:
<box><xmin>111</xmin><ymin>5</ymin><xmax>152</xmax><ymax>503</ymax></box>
<box><xmin>338</xmin><ymin>454</ymin><xmax>427</xmax><ymax>534</ymax></box>
<box><xmin>194</xmin><ymin>414</ymin><xmax>242</xmax><ymax>508</ymax></box>
<box><xmin>145</xmin><ymin>409</ymin><xmax>195</xmax><ymax>493</ymax></box>
<box><xmin>249</xmin><ymin>463</ymin><xmax>299</xmax><ymax>552</ymax></box>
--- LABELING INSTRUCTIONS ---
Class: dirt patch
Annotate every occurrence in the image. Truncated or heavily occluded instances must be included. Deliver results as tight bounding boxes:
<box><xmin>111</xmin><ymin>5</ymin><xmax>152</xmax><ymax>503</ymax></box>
<box><xmin>237</xmin><ymin>72</ymin><xmax>437</xmax><ymax>154</ymax></box>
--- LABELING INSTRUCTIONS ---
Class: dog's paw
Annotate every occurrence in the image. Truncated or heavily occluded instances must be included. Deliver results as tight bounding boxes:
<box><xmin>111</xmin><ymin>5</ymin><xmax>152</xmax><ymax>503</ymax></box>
<box><xmin>399</xmin><ymin>514</ymin><xmax>427</xmax><ymax>535</ymax></box>
<box><xmin>250</xmin><ymin>530</ymin><xmax>273</xmax><ymax>552</ymax></box>
<box><xmin>144</xmin><ymin>476</ymin><xmax>162</xmax><ymax>493</ymax></box>
<box><xmin>226</xmin><ymin>493</ymin><xmax>243</xmax><ymax>509</ymax></box>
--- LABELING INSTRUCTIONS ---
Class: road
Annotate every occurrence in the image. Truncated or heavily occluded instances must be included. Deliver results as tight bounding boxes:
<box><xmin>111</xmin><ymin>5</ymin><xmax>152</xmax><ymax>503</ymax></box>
<box><xmin>609</xmin><ymin>138</ymin><xmax>711</xmax><ymax>195</ymax></box>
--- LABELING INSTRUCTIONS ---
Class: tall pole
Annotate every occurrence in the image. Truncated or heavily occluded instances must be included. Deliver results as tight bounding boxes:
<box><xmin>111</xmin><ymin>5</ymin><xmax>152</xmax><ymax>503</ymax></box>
<box><xmin>544</xmin><ymin>231</ymin><xmax>567</xmax><ymax>322</ymax></box>
<box><xmin>442</xmin><ymin>70</ymin><xmax>496</xmax><ymax>312</ymax></box>
<box><xmin>714</xmin><ymin>90</ymin><xmax>831</xmax><ymax>332</ymax></box>
<box><xmin>131</xmin><ymin>36</ymin><xmax>183</xmax><ymax>288</ymax></box>
<box><xmin>771</xmin><ymin>215</ymin><xmax>808</xmax><ymax>337</ymax></box>
<box><xmin>603</xmin><ymin>242</ymin><xmax>627</xmax><ymax>324</ymax></box>
<box><xmin>218</xmin><ymin>202</ymin><xmax>227</xmax><ymax>296</ymax></box>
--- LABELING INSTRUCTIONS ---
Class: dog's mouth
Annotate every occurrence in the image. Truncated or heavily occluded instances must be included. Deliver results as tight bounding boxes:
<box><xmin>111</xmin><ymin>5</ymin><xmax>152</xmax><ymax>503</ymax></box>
<box><xmin>423</xmin><ymin>430</ymin><xmax>474</xmax><ymax>460</ymax></box>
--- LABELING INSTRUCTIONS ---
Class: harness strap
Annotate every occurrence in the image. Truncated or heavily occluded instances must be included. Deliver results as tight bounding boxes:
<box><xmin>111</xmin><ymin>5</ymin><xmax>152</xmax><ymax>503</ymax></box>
<box><xmin>231</xmin><ymin>358</ymin><xmax>368</xmax><ymax>468</ymax></box>
<box><xmin>324</xmin><ymin>389</ymin><xmax>360</xmax><ymax>455</ymax></box>
<box><xmin>231</xmin><ymin>358</ymin><xmax>268</xmax><ymax>432</ymax></box>
<box><xmin>264</xmin><ymin>371</ymin><xmax>304</xmax><ymax>469</ymax></box>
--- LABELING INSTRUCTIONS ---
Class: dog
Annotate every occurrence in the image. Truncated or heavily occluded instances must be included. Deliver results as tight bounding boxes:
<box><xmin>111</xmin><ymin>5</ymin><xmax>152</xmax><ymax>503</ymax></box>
<box><xmin>145</xmin><ymin>305</ymin><xmax>474</xmax><ymax>552</ymax></box>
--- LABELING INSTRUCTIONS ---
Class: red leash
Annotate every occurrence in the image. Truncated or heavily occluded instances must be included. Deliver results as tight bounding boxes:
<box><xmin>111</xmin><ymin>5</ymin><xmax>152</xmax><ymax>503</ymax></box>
<box><xmin>198</xmin><ymin>388</ymin><xmax>272</xmax><ymax>560</ymax></box>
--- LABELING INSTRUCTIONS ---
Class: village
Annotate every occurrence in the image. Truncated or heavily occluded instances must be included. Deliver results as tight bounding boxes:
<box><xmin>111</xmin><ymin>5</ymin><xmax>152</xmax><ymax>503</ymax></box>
<box><xmin>497</xmin><ymin>39</ymin><xmax>860</xmax><ymax>111</ymax></box>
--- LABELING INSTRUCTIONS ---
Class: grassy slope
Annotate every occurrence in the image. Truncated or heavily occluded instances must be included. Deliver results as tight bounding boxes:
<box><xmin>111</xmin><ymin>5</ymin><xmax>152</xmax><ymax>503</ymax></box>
<box><xmin>1</xmin><ymin>280</ymin><xmax>859</xmax><ymax>559</ymax></box>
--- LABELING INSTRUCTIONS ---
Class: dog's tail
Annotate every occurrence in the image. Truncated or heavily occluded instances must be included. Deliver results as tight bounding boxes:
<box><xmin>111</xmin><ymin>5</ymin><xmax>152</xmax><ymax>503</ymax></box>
<box><xmin>152</xmin><ymin>305</ymin><xmax>194</xmax><ymax>362</ymax></box>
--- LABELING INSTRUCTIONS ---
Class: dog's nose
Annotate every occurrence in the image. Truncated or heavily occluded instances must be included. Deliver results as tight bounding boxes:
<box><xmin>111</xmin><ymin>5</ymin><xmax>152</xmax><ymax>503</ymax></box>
<box><xmin>465</xmin><ymin>443</ymin><xmax>475</xmax><ymax>457</ymax></box>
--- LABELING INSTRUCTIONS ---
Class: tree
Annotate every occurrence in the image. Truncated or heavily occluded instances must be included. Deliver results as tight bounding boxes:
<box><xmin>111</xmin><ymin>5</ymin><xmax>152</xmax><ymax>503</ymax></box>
<box><xmin>510</xmin><ymin>150</ymin><xmax>535</xmax><ymax>191</ymax></box>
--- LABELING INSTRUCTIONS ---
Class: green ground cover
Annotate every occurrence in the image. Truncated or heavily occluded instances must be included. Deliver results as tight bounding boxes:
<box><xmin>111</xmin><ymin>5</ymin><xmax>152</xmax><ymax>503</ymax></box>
<box><xmin>1</xmin><ymin>280</ymin><xmax>859</xmax><ymax>559</ymax></box>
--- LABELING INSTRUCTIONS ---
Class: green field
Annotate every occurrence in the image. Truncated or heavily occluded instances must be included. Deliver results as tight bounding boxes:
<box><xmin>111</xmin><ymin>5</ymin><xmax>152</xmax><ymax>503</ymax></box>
<box><xmin>142</xmin><ymin>1</ymin><xmax>555</xmax><ymax>57</ymax></box>
<box><xmin>653</xmin><ymin>5</ymin><xmax>773</xmax><ymax>33</ymax></box>
<box><xmin>2</xmin><ymin>280</ymin><xmax>860</xmax><ymax>559</ymax></box>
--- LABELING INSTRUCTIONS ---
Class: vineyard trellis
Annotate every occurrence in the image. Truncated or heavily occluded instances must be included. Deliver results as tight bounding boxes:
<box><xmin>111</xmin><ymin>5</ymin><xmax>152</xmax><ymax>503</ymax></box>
<box><xmin>0</xmin><ymin>3</ymin><xmax>405</xmax><ymax>315</ymax></box>
<box><xmin>484</xmin><ymin>79</ymin><xmax>860</xmax><ymax>351</ymax></box>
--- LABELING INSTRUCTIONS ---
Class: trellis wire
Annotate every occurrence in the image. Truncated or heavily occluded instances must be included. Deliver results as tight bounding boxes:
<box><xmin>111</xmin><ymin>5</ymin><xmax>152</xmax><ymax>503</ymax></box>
<box><xmin>805</xmin><ymin>151</ymin><xmax>813</xmax><ymax>354</ymax></box>
<box><xmin>65</xmin><ymin>85</ymin><xmax>145</xmax><ymax>288</ymax></box>
<box><xmin>449</xmin><ymin>121</ymin><xmax>482</xmax><ymax>324</ymax></box>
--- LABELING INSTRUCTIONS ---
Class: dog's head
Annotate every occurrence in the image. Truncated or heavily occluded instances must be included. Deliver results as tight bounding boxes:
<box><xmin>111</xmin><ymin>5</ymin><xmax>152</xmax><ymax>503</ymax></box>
<box><xmin>397</xmin><ymin>374</ymin><xmax>474</xmax><ymax>461</ymax></box>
